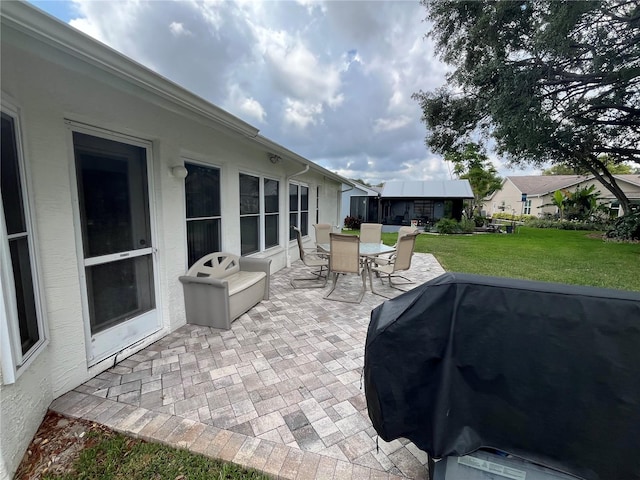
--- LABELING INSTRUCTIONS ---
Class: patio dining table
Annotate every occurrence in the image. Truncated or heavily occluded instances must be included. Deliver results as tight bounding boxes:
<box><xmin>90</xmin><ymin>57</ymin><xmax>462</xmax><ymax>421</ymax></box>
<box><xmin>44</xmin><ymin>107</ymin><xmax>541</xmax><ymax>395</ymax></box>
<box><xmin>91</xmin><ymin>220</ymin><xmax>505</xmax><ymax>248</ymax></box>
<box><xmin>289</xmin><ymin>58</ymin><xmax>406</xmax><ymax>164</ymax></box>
<box><xmin>317</xmin><ymin>242</ymin><xmax>396</xmax><ymax>294</ymax></box>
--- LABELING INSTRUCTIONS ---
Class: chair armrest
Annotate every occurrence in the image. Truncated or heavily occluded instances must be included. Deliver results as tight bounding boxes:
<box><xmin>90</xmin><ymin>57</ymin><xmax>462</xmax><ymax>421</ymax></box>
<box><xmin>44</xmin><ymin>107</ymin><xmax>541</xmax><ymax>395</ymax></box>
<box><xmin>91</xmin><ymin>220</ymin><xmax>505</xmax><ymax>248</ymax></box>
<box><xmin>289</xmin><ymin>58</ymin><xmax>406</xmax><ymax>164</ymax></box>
<box><xmin>372</xmin><ymin>257</ymin><xmax>393</xmax><ymax>266</ymax></box>
<box><xmin>238</xmin><ymin>257</ymin><xmax>271</xmax><ymax>300</ymax></box>
<box><xmin>238</xmin><ymin>257</ymin><xmax>271</xmax><ymax>275</ymax></box>
<box><xmin>179</xmin><ymin>275</ymin><xmax>228</xmax><ymax>289</ymax></box>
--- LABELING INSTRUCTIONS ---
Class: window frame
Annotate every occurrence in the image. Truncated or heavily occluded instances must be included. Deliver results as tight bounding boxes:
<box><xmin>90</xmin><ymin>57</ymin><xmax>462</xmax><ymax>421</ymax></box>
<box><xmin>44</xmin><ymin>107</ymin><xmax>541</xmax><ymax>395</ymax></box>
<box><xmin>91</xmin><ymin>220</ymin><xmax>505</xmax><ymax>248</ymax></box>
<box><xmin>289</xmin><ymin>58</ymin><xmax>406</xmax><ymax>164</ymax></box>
<box><xmin>184</xmin><ymin>160</ymin><xmax>222</xmax><ymax>267</ymax></box>
<box><xmin>1</xmin><ymin>103</ymin><xmax>47</xmax><ymax>384</ymax></box>
<box><xmin>289</xmin><ymin>181</ymin><xmax>309</xmax><ymax>240</ymax></box>
<box><xmin>523</xmin><ymin>199</ymin><xmax>532</xmax><ymax>215</ymax></box>
<box><xmin>239</xmin><ymin>172</ymin><xmax>280</xmax><ymax>255</ymax></box>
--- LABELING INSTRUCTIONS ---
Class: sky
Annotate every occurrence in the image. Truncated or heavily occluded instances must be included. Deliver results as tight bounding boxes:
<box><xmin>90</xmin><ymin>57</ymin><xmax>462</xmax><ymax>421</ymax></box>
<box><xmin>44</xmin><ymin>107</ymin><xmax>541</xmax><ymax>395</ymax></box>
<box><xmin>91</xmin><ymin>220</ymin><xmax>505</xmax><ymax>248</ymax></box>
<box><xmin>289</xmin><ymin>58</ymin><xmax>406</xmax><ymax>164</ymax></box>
<box><xmin>28</xmin><ymin>0</ymin><xmax>541</xmax><ymax>185</ymax></box>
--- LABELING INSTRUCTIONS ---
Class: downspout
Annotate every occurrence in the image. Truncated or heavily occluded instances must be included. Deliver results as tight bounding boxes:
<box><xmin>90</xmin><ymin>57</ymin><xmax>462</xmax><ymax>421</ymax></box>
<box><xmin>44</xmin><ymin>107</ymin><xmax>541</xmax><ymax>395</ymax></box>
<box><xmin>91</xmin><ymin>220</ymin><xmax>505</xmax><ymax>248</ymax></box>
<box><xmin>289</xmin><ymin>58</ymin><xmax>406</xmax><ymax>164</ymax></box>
<box><xmin>285</xmin><ymin>164</ymin><xmax>310</xmax><ymax>268</ymax></box>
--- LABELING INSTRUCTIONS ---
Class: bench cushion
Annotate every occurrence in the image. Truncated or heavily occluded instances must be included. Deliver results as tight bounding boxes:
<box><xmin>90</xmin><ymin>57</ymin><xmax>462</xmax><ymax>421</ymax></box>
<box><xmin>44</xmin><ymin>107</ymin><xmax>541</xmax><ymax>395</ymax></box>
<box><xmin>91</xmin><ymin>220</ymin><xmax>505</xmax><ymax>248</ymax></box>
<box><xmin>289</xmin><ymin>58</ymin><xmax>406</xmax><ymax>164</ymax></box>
<box><xmin>227</xmin><ymin>270</ymin><xmax>266</xmax><ymax>296</ymax></box>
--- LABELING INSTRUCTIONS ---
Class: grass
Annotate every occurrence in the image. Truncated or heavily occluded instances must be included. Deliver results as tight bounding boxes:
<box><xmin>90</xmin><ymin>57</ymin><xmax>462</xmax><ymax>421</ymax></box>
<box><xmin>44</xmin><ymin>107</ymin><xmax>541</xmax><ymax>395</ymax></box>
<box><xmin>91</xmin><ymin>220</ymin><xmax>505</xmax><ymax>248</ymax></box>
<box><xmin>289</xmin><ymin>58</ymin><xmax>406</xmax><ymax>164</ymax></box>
<box><xmin>376</xmin><ymin>227</ymin><xmax>640</xmax><ymax>292</ymax></box>
<box><xmin>42</xmin><ymin>428</ymin><xmax>270</xmax><ymax>480</ymax></box>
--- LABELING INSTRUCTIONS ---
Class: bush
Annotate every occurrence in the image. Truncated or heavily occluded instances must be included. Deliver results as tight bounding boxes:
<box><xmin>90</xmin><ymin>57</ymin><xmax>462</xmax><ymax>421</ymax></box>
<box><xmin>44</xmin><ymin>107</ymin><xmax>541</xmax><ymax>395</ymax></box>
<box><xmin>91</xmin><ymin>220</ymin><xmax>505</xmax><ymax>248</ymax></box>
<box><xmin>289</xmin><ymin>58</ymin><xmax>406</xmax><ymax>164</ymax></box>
<box><xmin>606</xmin><ymin>211</ymin><xmax>640</xmax><ymax>241</ymax></box>
<box><xmin>459</xmin><ymin>217</ymin><xmax>476</xmax><ymax>233</ymax></box>
<box><xmin>435</xmin><ymin>218</ymin><xmax>460</xmax><ymax>234</ymax></box>
<box><xmin>473</xmin><ymin>215</ymin><xmax>487</xmax><ymax>227</ymax></box>
<box><xmin>527</xmin><ymin>218</ymin><xmax>611</xmax><ymax>231</ymax></box>
<box><xmin>343</xmin><ymin>216</ymin><xmax>362</xmax><ymax>230</ymax></box>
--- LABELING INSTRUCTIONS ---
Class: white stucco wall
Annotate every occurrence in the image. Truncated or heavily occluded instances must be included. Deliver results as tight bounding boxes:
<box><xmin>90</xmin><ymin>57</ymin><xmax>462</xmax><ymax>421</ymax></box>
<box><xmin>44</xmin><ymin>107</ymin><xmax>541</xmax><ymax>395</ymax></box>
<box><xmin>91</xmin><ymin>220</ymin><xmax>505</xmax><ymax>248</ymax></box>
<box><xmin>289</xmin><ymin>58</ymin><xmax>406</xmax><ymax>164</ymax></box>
<box><xmin>0</xmin><ymin>14</ymin><xmax>342</xmax><ymax>478</ymax></box>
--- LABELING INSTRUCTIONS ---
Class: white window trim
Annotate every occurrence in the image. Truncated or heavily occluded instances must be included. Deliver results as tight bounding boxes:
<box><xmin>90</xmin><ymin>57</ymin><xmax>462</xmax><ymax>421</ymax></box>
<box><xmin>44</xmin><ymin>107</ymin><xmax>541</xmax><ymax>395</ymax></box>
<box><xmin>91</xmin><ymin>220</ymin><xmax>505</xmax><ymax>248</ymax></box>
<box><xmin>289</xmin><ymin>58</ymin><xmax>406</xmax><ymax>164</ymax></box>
<box><xmin>289</xmin><ymin>181</ymin><xmax>310</xmax><ymax>239</ymax></box>
<box><xmin>183</xmin><ymin>159</ymin><xmax>223</xmax><ymax>267</ymax></box>
<box><xmin>239</xmin><ymin>172</ymin><xmax>280</xmax><ymax>254</ymax></box>
<box><xmin>1</xmin><ymin>102</ymin><xmax>48</xmax><ymax>384</ymax></box>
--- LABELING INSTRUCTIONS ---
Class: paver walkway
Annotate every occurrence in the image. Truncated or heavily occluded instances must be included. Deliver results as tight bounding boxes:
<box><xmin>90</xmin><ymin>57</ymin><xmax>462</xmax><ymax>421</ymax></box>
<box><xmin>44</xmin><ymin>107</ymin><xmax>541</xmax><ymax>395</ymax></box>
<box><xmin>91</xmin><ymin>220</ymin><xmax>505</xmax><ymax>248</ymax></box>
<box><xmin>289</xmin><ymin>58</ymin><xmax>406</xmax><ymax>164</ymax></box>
<box><xmin>50</xmin><ymin>253</ymin><xmax>446</xmax><ymax>479</ymax></box>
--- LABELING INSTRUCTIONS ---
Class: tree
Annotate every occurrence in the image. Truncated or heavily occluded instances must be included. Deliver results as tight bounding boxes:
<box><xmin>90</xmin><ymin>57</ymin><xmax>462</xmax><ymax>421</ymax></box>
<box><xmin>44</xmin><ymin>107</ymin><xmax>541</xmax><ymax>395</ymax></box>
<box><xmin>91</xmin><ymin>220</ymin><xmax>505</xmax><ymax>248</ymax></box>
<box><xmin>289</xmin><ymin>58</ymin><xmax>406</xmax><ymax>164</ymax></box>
<box><xmin>413</xmin><ymin>1</ymin><xmax>640</xmax><ymax>214</ymax></box>
<box><xmin>445</xmin><ymin>143</ymin><xmax>502</xmax><ymax>215</ymax></box>
<box><xmin>543</xmin><ymin>158</ymin><xmax>636</xmax><ymax>175</ymax></box>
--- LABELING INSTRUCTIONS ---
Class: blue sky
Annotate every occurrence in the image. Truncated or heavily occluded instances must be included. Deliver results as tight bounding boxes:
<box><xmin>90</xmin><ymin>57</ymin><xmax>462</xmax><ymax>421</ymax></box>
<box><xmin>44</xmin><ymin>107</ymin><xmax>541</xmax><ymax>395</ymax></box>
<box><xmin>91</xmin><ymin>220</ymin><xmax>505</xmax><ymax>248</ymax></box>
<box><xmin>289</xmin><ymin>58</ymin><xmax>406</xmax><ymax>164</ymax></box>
<box><xmin>26</xmin><ymin>0</ymin><xmax>540</xmax><ymax>184</ymax></box>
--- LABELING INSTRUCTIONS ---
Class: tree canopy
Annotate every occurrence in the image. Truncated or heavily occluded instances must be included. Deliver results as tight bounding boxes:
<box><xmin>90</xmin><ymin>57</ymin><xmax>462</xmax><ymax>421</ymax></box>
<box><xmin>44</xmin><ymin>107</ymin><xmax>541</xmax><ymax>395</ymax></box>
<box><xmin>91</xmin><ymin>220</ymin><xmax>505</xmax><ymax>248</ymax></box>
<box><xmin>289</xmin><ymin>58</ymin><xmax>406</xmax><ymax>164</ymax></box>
<box><xmin>413</xmin><ymin>0</ymin><xmax>640</xmax><ymax>214</ymax></box>
<box><xmin>543</xmin><ymin>159</ymin><xmax>636</xmax><ymax>175</ymax></box>
<box><xmin>445</xmin><ymin>143</ymin><xmax>502</xmax><ymax>214</ymax></box>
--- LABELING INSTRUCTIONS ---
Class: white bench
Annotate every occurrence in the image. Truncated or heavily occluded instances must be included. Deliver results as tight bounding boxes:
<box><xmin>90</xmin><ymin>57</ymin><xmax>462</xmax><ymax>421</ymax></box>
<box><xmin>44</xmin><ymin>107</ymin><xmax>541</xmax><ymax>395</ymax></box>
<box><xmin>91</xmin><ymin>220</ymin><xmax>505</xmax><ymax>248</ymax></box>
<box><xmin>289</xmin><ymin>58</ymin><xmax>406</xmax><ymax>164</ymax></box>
<box><xmin>179</xmin><ymin>252</ymin><xmax>271</xmax><ymax>329</ymax></box>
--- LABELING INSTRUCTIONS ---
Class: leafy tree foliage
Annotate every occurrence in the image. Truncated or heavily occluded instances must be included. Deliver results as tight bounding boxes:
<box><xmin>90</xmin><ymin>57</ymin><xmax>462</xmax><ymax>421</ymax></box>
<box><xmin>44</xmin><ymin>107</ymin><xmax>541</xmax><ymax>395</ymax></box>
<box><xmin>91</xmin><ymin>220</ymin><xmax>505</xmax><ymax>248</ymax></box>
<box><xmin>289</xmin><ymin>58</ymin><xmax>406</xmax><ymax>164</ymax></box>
<box><xmin>543</xmin><ymin>158</ymin><xmax>636</xmax><ymax>175</ymax></box>
<box><xmin>413</xmin><ymin>0</ymin><xmax>640</xmax><ymax>214</ymax></box>
<box><xmin>445</xmin><ymin>143</ymin><xmax>502</xmax><ymax>214</ymax></box>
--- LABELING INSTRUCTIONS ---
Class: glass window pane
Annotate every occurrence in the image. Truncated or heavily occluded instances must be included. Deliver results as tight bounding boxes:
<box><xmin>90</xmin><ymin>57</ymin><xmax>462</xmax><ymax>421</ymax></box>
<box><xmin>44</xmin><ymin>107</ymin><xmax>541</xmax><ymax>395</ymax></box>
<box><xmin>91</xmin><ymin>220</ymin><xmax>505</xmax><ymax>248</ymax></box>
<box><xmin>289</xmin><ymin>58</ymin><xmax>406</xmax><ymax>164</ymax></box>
<box><xmin>301</xmin><ymin>212</ymin><xmax>309</xmax><ymax>236</ymax></box>
<box><xmin>85</xmin><ymin>255</ymin><xmax>155</xmax><ymax>334</ymax></box>
<box><xmin>1</xmin><ymin>113</ymin><xmax>26</xmax><ymax>235</ymax></box>
<box><xmin>9</xmin><ymin>237</ymin><xmax>39</xmax><ymax>355</ymax></box>
<box><xmin>265</xmin><ymin>214</ymin><xmax>278</xmax><ymax>249</ymax></box>
<box><xmin>187</xmin><ymin>218</ymin><xmax>221</xmax><ymax>267</ymax></box>
<box><xmin>240</xmin><ymin>216</ymin><xmax>259</xmax><ymax>255</ymax></box>
<box><xmin>185</xmin><ymin>163</ymin><xmax>220</xmax><ymax>218</ymax></box>
<box><xmin>301</xmin><ymin>186</ymin><xmax>309</xmax><ymax>211</ymax></box>
<box><xmin>289</xmin><ymin>213</ymin><xmax>298</xmax><ymax>240</ymax></box>
<box><xmin>264</xmin><ymin>179</ymin><xmax>279</xmax><ymax>213</ymax></box>
<box><xmin>289</xmin><ymin>184</ymin><xmax>298</xmax><ymax>211</ymax></box>
<box><xmin>74</xmin><ymin>133</ymin><xmax>151</xmax><ymax>257</ymax></box>
<box><xmin>240</xmin><ymin>174</ymin><xmax>260</xmax><ymax>215</ymax></box>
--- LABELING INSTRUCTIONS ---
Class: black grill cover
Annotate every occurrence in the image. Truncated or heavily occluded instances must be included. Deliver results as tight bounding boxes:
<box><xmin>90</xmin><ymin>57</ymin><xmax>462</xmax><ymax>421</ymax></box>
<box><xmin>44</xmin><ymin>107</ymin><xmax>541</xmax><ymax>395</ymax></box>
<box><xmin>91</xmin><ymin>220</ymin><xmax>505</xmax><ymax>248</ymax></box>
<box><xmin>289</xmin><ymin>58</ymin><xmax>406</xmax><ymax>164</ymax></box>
<box><xmin>364</xmin><ymin>272</ymin><xmax>640</xmax><ymax>480</ymax></box>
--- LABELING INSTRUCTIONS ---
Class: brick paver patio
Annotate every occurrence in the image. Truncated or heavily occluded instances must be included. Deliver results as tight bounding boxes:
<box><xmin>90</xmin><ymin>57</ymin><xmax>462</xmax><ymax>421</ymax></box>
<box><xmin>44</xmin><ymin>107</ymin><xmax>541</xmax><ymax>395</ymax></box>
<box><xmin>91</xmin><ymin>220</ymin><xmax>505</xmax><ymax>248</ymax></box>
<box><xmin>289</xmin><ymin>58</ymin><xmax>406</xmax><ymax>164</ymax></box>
<box><xmin>50</xmin><ymin>252</ymin><xmax>446</xmax><ymax>479</ymax></box>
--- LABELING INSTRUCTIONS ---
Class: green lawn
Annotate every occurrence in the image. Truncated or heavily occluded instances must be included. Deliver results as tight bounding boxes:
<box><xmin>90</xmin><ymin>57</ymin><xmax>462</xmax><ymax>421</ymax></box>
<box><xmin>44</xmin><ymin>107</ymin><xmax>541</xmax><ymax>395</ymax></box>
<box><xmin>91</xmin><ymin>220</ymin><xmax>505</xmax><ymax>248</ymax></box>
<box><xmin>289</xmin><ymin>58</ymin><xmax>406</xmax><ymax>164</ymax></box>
<box><xmin>377</xmin><ymin>227</ymin><xmax>640</xmax><ymax>292</ymax></box>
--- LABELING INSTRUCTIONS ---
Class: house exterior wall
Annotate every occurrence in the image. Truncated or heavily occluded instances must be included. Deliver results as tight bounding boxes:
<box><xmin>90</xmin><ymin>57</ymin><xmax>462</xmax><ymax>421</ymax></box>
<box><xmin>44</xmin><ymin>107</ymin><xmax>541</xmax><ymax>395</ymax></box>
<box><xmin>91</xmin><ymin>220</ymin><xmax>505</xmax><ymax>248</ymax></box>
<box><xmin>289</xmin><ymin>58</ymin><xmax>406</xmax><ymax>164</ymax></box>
<box><xmin>0</xmin><ymin>14</ymin><xmax>341</xmax><ymax>478</ymax></box>
<box><xmin>485</xmin><ymin>176</ymin><xmax>640</xmax><ymax>219</ymax></box>
<box><xmin>340</xmin><ymin>185</ymin><xmax>377</xmax><ymax>226</ymax></box>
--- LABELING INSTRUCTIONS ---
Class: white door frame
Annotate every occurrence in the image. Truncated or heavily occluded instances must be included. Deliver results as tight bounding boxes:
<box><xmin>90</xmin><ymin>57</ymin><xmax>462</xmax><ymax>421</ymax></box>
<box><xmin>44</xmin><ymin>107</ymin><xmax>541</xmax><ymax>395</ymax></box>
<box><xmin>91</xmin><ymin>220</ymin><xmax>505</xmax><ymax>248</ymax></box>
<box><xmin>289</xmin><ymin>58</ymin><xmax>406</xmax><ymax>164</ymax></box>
<box><xmin>66</xmin><ymin>120</ymin><xmax>162</xmax><ymax>366</ymax></box>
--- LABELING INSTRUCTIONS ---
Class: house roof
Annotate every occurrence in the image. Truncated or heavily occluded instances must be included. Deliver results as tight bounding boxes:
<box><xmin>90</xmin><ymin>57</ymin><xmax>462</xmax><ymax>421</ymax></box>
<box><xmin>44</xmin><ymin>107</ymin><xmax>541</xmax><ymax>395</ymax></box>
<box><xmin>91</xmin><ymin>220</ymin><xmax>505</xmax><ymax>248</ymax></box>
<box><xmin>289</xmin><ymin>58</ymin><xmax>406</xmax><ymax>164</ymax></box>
<box><xmin>381</xmin><ymin>180</ymin><xmax>474</xmax><ymax>199</ymax></box>
<box><xmin>2</xmin><ymin>1</ymin><xmax>352</xmax><ymax>187</ymax></box>
<box><xmin>345</xmin><ymin>181</ymin><xmax>380</xmax><ymax>196</ymax></box>
<box><xmin>506</xmin><ymin>174</ymin><xmax>640</xmax><ymax>197</ymax></box>
<box><xmin>506</xmin><ymin>175</ymin><xmax>590</xmax><ymax>196</ymax></box>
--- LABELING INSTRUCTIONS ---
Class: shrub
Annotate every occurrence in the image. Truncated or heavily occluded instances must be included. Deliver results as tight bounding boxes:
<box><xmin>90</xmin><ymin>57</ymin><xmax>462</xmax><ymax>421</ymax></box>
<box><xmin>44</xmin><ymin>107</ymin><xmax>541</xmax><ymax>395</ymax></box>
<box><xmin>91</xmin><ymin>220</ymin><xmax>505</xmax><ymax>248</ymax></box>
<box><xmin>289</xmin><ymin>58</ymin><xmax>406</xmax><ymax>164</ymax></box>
<box><xmin>435</xmin><ymin>218</ymin><xmax>460</xmax><ymax>234</ymax></box>
<box><xmin>473</xmin><ymin>215</ymin><xmax>487</xmax><ymax>227</ymax></box>
<box><xmin>527</xmin><ymin>218</ymin><xmax>611</xmax><ymax>231</ymax></box>
<box><xmin>459</xmin><ymin>217</ymin><xmax>476</xmax><ymax>233</ymax></box>
<box><xmin>343</xmin><ymin>216</ymin><xmax>362</xmax><ymax>230</ymax></box>
<box><xmin>606</xmin><ymin>211</ymin><xmax>640</xmax><ymax>241</ymax></box>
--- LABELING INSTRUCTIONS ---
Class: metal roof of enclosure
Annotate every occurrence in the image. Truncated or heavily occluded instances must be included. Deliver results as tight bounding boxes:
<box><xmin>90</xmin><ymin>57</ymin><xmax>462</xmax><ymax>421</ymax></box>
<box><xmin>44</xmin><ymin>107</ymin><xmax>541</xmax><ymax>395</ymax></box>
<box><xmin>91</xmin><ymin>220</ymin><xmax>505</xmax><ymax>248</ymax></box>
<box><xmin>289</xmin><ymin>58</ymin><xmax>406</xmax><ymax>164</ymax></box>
<box><xmin>381</xmin><ymin>180</ymin><xmax>473</xmax><ymax>198</ymax></box>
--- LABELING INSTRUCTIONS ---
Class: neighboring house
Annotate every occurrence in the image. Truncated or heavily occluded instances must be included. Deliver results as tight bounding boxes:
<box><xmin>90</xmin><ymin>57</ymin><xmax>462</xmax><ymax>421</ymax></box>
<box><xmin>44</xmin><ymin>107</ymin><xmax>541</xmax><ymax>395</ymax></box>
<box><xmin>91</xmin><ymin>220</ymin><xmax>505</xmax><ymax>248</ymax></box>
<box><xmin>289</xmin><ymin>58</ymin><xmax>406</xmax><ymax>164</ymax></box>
<box><xmin>483</xmin><ymin>175</ymin><xmax>640</xmax><ymax>218</ymax></box>
<box><xmin>340</xmin><ymin>181</ymin><xmax>381</xmax><ymax>225</ymax></box>
<box><xmin>378</xmin><ymin>180</ymin><xmax>473</xmax><ymax>228</ymax></box>
<box><xmin>0</xmin><ymin>3</ymin><xmax>350</xmax><ymax>477</ymax></box>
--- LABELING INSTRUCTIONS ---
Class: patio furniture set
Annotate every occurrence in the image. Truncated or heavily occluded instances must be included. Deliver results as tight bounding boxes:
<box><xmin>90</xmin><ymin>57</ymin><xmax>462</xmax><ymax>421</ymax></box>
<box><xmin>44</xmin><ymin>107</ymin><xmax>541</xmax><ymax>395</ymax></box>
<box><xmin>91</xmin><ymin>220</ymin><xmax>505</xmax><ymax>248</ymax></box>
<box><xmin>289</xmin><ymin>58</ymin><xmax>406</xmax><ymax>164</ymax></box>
<box><xmin>294</xmin><ymin>223</ymin><xmax>421</xmax><ymax>304</ymax></box>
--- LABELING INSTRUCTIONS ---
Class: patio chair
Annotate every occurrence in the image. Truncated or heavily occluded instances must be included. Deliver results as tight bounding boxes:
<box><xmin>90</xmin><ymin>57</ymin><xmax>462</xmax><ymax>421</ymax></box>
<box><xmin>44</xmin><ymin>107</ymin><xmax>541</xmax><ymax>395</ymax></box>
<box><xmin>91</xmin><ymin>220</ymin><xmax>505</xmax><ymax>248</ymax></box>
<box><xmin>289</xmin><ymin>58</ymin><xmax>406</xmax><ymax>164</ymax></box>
<box><xmin>378</xmin><ymin>225</ymin><xmax>419</xmax><ymax>262</ymax></box>
<box><xmin>370</xmin><ymin>231</ymin><xmax>419</xmax><ymax>297</ymax></box>
<box><xmin>360</xmin><ymin>223</ymin><xmax>383</xmax><ymax>243</ymax></box>
<box><xmin>324</xmin><ymin>233</ymin><xmax>366</xmax><ymax>303</ymax></box>
<box><xmin>291</xmin><ymin>226</ymin><xmax>329</xmax><ymax>289</ymax></box>
<box><xmin>313</xmin><ymin>223</ymin><xmax>332</xmax><ymax>245</ymax></box>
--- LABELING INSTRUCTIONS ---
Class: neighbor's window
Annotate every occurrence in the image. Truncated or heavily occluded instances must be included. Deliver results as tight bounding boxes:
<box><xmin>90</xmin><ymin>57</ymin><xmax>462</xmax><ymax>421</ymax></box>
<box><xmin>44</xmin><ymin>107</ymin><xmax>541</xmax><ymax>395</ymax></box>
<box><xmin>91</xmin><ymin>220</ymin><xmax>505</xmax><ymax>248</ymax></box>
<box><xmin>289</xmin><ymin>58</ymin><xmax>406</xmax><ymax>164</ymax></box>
<box><xmin>240</xmin><ymin>173</ymin><xmax>280</xmax><ymax>255</ymax></box>
<box><xmin>1</xmin><ymin>109</ymin><xmax>45</xmax><ymax>381</ymax></box>
<box><xmin>185</xmin><ymin>163</ymin><xmax>221</xmax><ymax>267</ymax></box>
<box><xmin>289</xmin><ymin>182</ymin><xmax>309</xmax><ymax>240</ymax></box>
<box><xmin>523</xmin><ymin>200</ymin><xmax>532</xmax><ymax>215</ymax></box>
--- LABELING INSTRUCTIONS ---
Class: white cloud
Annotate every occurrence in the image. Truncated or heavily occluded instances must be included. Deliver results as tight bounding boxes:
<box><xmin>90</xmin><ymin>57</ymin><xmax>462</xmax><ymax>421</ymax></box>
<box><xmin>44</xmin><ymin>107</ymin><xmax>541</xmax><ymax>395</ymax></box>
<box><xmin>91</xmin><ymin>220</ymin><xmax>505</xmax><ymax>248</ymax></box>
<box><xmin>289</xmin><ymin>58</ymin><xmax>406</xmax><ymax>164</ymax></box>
<box><xmin>373</xmin><ymin>115</ymin><xmax>412</xmax><ymax>133</ymax></box>
<box><xmin>283</xmin><ymin>98</ymin><xmax>323</xmax><ymax>129</ymax></box>
<box><xmin>226</xmin><ymin>85</ymin><xmax>266</xmax><ymax>123</ymax></box>
<box><xmin>169</xmin><ymin>21</ymin><xmax>191</xmax><ymax>37</ymax></box>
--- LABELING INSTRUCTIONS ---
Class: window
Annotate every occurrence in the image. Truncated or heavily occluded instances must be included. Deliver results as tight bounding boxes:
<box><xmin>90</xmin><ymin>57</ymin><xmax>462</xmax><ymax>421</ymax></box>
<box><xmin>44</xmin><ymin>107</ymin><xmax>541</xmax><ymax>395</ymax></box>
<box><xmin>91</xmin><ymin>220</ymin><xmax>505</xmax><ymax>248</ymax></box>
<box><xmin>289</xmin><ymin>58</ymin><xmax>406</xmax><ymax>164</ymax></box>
<box><xmin>316</xmin><ymin>186</ymin><xmax>320</xmax><ymax>224</ymax></box>
<box><xmin>240</xmin><ymin>173</ymin><xmax>280</xmax><ymax>255</ymax></box>
<box><xmin>185</xmin><ymin>163</ymin><xmax>221</xmax><ymax>267</ymax></box>
<box><xmin>1</xmin><ymin>109</ymin><xmax>45</xmax><ymax>382</ymax></box>
<box><xmin>289</xmin><ymin>183</ymin><xmax>309</xmax><ymax>240</ymax></box>
<box><xmin>523</xmin><ymin>200</ymin><xmax>532</xmax><ymax>215</ymax></box>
